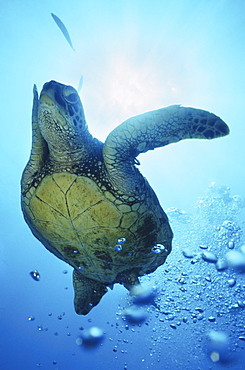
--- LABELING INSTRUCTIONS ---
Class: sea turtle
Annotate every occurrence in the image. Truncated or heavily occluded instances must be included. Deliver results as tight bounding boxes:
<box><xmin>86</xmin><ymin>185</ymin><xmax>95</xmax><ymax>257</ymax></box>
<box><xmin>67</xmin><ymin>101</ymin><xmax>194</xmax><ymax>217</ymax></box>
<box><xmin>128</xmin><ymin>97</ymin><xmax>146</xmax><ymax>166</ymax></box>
<box><xmin>21</xmin><ymin>80</ymin><xmax>229</xmax><ymax>315</ymax></box>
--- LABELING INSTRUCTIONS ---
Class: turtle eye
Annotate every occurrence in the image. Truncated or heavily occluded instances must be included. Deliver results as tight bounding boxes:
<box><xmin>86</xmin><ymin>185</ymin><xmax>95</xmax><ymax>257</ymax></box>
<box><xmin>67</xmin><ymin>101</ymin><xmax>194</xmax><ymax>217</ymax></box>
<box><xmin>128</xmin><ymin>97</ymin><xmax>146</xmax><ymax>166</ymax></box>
<box><xmin>63</xmin><ymin>85</ymin><xmax>79</xmax><ymax>104</ymax></box>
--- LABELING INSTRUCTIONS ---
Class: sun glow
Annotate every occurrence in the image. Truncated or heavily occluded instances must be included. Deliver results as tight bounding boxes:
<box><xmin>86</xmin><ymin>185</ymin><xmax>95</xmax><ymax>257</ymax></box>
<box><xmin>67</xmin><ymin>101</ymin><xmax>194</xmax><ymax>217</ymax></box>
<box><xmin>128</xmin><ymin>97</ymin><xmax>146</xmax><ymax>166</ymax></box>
<box><xmin>106</xmin><ymin>55</ymin><xmax>161</xmax><ymax>117</ymax></box>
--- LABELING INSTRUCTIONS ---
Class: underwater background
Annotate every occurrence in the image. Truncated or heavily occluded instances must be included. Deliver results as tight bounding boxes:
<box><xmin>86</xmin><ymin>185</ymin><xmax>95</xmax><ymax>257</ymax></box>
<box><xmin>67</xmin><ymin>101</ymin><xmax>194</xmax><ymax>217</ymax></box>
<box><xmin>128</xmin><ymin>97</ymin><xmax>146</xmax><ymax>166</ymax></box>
<box><xmin>1</xmin><ymin>0</ymin><xmax>245</xmax><ymax>369</ymax></box>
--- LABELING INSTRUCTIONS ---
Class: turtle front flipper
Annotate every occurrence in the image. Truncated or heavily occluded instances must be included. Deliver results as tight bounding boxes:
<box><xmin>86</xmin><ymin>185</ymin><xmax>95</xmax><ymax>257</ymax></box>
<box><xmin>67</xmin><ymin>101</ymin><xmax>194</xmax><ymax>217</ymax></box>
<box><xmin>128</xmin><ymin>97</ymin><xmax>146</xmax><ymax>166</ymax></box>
<box><xmin>21</xmin><ymin>85</ymin><xmax>48</xmax><ymax>193</ymax></box>
<box><xmin>103</xmin><ymin>105</ymin><xmax>229</xmax><ymax>196</ymax></box>
<box><xmin>73</xmin><ymin>270</ymin><xmax>108</xmax><ymax>315</ymax></box>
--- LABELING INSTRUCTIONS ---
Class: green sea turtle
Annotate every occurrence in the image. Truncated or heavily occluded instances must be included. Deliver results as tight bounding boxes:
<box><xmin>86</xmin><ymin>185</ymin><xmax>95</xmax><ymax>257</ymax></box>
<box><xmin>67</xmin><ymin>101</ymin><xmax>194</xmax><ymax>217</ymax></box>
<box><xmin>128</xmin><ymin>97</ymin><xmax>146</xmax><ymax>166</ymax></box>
<box><xmin>21</xmin><ymin>80</ymin><xmax>229</xmax><ymax>315</ymax></box>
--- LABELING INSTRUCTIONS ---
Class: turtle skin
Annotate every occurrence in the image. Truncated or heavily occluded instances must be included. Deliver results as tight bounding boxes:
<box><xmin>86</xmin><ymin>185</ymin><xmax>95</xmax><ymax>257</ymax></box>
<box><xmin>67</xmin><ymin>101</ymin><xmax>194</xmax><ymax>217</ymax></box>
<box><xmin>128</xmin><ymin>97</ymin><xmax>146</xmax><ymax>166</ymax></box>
<box><xmin>21</xmin><ymin>81</ymin><xmax>229</xmax><ymax>315</ymax></box>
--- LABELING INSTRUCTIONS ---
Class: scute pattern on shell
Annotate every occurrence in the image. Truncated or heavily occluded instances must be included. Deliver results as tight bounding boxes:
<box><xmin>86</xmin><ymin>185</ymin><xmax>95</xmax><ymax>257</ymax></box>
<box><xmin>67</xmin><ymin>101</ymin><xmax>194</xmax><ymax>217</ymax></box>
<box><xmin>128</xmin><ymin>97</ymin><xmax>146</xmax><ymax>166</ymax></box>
<box><xmin>24</xmin><ymin>173</ymin><xmax>172</xmax><ymax>283</ymax></box>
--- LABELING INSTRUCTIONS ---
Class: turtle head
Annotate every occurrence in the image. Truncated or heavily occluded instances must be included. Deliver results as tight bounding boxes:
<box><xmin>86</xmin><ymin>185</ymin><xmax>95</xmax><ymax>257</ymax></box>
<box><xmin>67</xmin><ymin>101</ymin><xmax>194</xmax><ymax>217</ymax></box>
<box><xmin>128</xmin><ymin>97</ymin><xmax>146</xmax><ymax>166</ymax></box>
<box><xmin>39</xmin><ymin>80</ymin><xmax>92</xmax><ymax>161</ymax></box>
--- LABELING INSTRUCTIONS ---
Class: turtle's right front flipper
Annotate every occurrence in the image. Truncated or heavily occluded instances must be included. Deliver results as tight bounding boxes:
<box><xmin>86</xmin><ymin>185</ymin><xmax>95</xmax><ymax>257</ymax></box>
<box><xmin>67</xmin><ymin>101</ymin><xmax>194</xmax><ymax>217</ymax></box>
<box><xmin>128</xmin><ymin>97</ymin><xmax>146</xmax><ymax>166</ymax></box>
<box><xmin>103</xmin><ymin>105</ymin><xmax>229</xmax><ymax>196</ymax></box>
<box><xmin>73</xmin><ymin>270</ymin><xmax>108</xmax><ymax>315</ymax></box>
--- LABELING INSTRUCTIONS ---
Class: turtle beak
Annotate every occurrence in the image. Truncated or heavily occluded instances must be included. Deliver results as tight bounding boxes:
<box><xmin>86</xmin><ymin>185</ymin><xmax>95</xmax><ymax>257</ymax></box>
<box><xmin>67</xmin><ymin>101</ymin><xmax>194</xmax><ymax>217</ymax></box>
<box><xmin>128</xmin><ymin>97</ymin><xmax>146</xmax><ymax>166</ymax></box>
<box><xmin>39</xmin><ymin>81</ymin><xmax>68</xmax><ymax>136</ymax></box>
<box><xmin>40</xmin><ymin>81</ymin><xmax>71</xmax><ymax>111</ymax></box>
<box><xmin>42</xmin><ymin>80</ymin><xmax>64</xmax><ymax>93</ymax></box>
<box><xmin>39</xmin><ymin>81</ymin><xmax>58</xmax><ymax>107</ymax></box>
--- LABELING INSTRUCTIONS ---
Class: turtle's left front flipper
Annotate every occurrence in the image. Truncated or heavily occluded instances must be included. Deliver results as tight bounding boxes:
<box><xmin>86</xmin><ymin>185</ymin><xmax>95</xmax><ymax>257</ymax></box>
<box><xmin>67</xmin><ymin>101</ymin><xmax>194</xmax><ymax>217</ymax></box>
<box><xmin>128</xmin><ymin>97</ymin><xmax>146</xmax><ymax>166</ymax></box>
<box><xmin>21</xmin><ymin>85</ymin><xmax>49</xmax><ymax>194</ymax></box>
<box><xmin>73</xmin><ymin>270</ymin><xmax>108</xmax><ymax>315</ymax></box>
<box><xmin>103</xmin><ymin>105</ymin><xmax>229</xmax><ymax>196</ymax></box>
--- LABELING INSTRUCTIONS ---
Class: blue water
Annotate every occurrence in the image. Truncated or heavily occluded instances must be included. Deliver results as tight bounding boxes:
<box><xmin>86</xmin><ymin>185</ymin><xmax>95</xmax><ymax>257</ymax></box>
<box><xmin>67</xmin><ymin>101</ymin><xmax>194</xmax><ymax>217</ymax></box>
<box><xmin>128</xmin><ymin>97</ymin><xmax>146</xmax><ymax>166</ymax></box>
<box><xmin>1</xmin><ymin>1</ymin><xmax>245</xmax><ymax>369</ymax></box>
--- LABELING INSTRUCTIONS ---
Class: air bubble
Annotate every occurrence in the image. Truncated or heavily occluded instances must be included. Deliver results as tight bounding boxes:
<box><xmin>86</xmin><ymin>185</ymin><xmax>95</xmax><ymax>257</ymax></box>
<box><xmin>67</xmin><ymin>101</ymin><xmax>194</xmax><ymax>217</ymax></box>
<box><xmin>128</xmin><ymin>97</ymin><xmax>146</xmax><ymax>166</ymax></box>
<box><xmin>215</xmin><ymin>259</ymin><xmax>228</xmax><ymax>271</ymax></box>
<box><xmin>151</xmin><ymin>247</ymin><xmax>161</xmax><ymax>254</ymax></box>
<box><xmin>121</xmin><ymin>306</ymin><xmax>148</xmax><ymax>324</ymax></box>
<box><xmin>226</xmin><ymin>250</ymin><xmax>245</xmax><ymax>271</ymax></box>
<box><xmin>207</xmin><ymin>330</ymin><xmax>229</xmax><ymax>363</ymax></box>
<box><xmin>227</xmin><ymin>278</ymin><xmax>236</xmax><ymax>287</ymax></box>
<box><xmin>117</xmin><ymin>238</ymin><xmax>126</xmax><ymax>244</ymax></box>
<box><xmin>228</xmin><ymin>241</ymin><xmax>234</xmax><ymax>249</ymax></box>
<box><xmin>151</xmin><ymin>244</ymin><xmax>167</xmax><ymax>254</ymax></box>
<box><xmin>202</xmin><ymin>251</ymin><xmax>218</xmax><ymax>263</ymax></box>
<box><xmin>199</xmin><ymin>244</ymin><xmax>208</xmax><ymax>249</ymax></box>
<box><xmin>76</xmin><ymin>326</ymin><xmax>105</xmax><ymax>348</ymax></box>
<box><xmin>30</xmin><ymin>270</ymin><xmax>40</xmax><ymax>281</ymax></box>
<box><xmin>131</xmin><ymin>285</ymin><xmax>157</xmax><ymax>306</ymax></box>
<box><xmin>182</xmin><ymin>249</ymin><xmax>194</xmax><ymax>258</ymax></box>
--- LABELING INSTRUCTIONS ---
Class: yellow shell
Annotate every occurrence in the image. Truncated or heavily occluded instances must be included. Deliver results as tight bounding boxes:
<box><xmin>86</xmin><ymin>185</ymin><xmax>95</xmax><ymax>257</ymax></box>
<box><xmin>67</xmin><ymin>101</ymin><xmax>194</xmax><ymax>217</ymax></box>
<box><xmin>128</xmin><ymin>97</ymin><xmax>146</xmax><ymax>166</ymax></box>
<box><xmin>23</xmin><ymin>172</ymin><xmax>172</xmax><ymax>283</ymax></box>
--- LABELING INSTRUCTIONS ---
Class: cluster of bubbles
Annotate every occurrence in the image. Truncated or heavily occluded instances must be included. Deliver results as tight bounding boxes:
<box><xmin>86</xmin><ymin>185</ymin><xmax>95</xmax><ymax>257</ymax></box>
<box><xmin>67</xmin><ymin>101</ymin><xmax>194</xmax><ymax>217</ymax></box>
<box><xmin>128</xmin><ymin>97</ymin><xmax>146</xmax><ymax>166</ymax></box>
<box><xmin>165</xmin><ymin>207</ymin><xmax>189</xmax><ymax>224</ymax></box>
<box><xmin>183</xmin><ymin>240</ymin><xmax>245</xmax><ymax>273</ymax></box>
<box><xmin>120</xmin><ymin>284</ymin><xmax>158</xmax><ymax>325</ymax></box>
<box><xmin>195</xmin><ymin>183</ymin><xmax>245</xmax><ymax>232</ymax></box>
<box><xmin>26</xmin><ymin>183</ymin><xmax>245</xmax><ymax>367</ymax></box>
<box><xmin>151</xmin><ymin>183</ymin><xmax>245</xmax><ymax>366</ymax></box>
<box><xmin>114</xmin><ymin>237</ymin><xmax>126</xmax><ymax>252</ymax></box>
<box><xmin>216</xmin><ymin>220</ymin><xmax>242</xmax><ymax>247</ymax></box>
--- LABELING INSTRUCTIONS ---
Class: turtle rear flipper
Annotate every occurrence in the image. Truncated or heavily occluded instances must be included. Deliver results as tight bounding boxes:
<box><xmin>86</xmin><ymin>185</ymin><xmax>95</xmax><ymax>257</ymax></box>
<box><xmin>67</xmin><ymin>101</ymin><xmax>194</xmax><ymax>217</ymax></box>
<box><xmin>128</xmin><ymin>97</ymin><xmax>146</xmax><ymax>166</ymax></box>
<box><xmin>73</xmin><ymin>270</ymin><xmax>108</xmax><ymax>315</ymax></box>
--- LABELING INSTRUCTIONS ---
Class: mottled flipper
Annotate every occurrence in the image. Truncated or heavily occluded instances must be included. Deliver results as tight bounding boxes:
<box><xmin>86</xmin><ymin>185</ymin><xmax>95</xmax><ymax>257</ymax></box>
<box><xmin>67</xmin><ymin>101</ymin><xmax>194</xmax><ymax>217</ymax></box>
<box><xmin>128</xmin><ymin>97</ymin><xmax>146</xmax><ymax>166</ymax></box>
<box><xmin>73</xmin><ymin>270</ymin><xmax>108</xmax><ymax>315</ymax></box>
<box><xmin>21</xmin><ymin>85</ymin><xmax>48</xmax><ymax>193</ymax></box>
<box><xmin>103</xmin><ymin>105</ymin><xmax>229</xmax><ymax>196</ymax></box>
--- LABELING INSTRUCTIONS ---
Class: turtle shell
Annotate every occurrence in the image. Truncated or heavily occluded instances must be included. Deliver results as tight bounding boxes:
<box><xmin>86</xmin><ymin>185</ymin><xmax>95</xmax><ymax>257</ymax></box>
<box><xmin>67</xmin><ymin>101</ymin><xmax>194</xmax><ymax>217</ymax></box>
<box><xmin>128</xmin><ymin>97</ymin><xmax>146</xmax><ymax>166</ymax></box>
<box><xmin>23</xmin><ymin>172</ymin><xmax>172</xmax><ymax>284</ymax></box>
